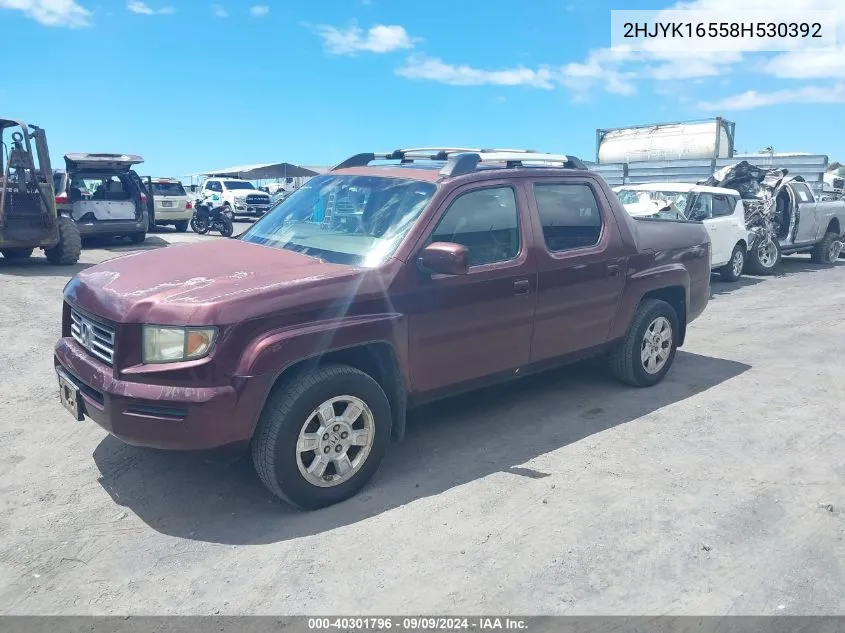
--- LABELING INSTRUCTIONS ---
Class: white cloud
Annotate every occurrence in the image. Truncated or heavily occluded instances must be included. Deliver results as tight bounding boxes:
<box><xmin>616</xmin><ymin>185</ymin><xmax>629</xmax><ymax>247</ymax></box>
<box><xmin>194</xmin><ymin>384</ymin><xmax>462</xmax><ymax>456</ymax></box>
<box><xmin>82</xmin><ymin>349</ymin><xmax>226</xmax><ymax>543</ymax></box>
<box><xmin>314</xmin><ymin>23</ymin><xmax>418</xmax><ymax>55</ymax></box>
<box><xmin>250</xmin><ymin>4</ymin><xmax>269</xmax><ymax>16</ymax></box>
<box><xmin>396</xmin><ymin>55</ymin><xmax>555</xmax><ymax>89</ymax></box>
<box><xmin>127</xmin><ymin>1</ymin><xmax>175</xmax><ymax>15</ymax></box>
<box><xmin>698</xmin><ymin>82</ymin><xmax>845</xmax><ymax>110</ymax></box>
<box><xmin>0</xmin><ymin>0</ymin><xmax>92</xmax><ymax>27</ymax></box>
<box><xmin>762</xmin><ymin>49</ymin><xmax>845</xmax><ymax>79</ymax></box>
<box><xmin>211</xmin><ymin>4</ymin><xmax>227</xmax><ymax>17</ymax></box>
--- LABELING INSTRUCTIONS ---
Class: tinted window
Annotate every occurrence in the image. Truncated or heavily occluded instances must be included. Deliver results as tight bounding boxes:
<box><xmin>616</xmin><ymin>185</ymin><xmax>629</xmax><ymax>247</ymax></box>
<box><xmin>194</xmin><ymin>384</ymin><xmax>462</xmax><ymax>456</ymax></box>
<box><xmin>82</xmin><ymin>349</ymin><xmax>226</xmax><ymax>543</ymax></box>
<box><xmin>431</xmin><ymin>186</ymin><xmax>519</xmax><ymax>266</ymax></box>
<box><xmin>152</xmin><ymin>181</ymin><xmax>186</xmax><ymax>196</ymax></box>
<box><xmin>688</xmin><ymin>193</ymin><xmax>713</xmax><ymax>220</ymax></box>
<box><xmin>53</xmin><ymin>173</ymin><xmax>65</xmax><ymax>194</ymax></box>
<box><xmin>224</xmin><ymin>181</ymin><xmax>256</xmax><ymax>190</ymax></box>
<box><xmin>206</xmin><ymin>181</ymin><xmax>222</xmax><ymax>192</ymax></box>
<box><xmin>533</xmin><ymin>183</ymin><xmax>603</xmax><ymax>251</ymax></box>
<box><xmin>711</xmin><ymin>194</ymin><xmax>733</xmax><ymax>217</ymax></box>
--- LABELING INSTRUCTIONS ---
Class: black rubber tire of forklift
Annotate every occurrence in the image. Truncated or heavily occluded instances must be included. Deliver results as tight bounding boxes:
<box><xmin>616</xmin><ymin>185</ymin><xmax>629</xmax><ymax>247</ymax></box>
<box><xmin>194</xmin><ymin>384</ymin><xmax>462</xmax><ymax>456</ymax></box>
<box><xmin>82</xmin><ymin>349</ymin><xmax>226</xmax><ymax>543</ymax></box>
<box><xmin>1</xmin><ymin>248</ymin><xmax>34</xmax><ymax>260</ymax></box>
<box><xmin>44</xmin><ymin>216</ymin><xmax>82</xmax><ymax>265</ymax></box>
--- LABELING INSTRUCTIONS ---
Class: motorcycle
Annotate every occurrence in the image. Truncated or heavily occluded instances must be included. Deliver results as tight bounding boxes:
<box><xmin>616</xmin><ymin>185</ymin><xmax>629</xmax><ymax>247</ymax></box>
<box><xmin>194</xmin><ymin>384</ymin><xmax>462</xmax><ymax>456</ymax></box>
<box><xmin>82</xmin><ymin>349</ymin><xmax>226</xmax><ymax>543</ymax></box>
<box><xmin>191</xmin><ymin>193</ymin><xmax>234</xmax><ymax>237</ymax></box>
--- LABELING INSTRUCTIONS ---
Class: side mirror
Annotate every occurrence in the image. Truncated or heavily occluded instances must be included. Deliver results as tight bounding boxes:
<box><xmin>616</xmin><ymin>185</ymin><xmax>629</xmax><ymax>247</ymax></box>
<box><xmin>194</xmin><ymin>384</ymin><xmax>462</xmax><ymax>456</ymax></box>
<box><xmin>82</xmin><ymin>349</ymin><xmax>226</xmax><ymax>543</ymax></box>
<box><xmin>418</xmin><ymin>242</ymin><xmax>470</xmax><ymax>276</ymax></box>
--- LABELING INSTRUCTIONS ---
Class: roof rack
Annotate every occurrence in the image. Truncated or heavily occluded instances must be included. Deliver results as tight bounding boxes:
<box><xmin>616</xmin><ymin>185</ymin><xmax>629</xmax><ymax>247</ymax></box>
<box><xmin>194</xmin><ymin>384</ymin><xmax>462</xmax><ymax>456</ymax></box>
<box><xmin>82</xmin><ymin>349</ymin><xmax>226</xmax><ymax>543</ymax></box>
<box><xmin>331</xmin><ymin>148</ymin><xmax>587</xmax><ymax>177</ymax></box>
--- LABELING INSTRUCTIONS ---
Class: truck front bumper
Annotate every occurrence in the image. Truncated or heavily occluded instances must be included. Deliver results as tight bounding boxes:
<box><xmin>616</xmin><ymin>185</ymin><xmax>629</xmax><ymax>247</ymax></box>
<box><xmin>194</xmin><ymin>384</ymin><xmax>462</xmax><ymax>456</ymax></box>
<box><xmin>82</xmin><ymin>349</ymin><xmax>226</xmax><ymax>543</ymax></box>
<box><xmin>54</xmin><ymin>337</ymin><xmax>272</xmax><ymax>451</ymax></box>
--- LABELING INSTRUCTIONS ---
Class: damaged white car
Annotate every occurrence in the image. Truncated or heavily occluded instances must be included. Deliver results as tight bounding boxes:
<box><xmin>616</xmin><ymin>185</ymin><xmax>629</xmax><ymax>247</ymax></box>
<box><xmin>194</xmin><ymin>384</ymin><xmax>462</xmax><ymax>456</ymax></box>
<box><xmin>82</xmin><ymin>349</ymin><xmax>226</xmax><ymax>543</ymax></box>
<box><xmin>614</xmin><ymin>183</ymin><xmax>750</xmax><ymax>282</ymax></box>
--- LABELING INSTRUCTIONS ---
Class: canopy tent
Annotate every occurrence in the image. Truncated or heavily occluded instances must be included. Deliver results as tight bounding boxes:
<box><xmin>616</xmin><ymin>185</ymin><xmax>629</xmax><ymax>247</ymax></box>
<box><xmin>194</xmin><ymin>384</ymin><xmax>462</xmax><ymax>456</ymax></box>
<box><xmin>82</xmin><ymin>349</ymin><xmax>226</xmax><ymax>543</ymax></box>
<box><xmin>192</xmin><ymin>162</ymin><xmax>321</xmax><ymax>180</ymax></box>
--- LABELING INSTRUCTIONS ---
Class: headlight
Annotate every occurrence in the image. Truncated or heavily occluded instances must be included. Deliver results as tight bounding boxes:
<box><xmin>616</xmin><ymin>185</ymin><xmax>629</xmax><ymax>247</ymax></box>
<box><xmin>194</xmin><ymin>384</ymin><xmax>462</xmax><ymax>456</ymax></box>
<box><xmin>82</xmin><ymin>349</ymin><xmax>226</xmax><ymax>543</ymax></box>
<box><xmin>234</xmin><ymin>195</ymin><xmax>246</xmax><ymax>203</ymax></box>
<box><xmin>142</xmin><ymin>326</ymin><xmax>218</xmax><ymax>364</ymax></box>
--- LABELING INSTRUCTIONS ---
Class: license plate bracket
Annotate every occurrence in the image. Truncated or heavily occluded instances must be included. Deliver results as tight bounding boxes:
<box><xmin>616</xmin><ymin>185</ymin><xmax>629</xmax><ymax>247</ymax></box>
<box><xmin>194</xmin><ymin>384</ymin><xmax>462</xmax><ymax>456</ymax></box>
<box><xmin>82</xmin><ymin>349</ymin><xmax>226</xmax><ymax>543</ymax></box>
<box><xmin>57</xmin><ymin>371</ymin><xmax>84</xmax><ymax>421</ymax></box>
<box><xmin>161</xmin><ymin>200</ymin><xmax>174</xmax><ymax>208</ymax></box>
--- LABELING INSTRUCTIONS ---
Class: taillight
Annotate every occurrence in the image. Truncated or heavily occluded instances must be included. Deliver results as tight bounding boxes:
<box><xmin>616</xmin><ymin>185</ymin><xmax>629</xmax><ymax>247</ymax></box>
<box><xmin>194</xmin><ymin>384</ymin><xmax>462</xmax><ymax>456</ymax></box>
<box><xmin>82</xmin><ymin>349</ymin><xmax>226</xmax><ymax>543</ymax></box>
<box><xmin>186</xmin><ymin>201</ymin><xmax>193</xmax><ymax>210</ymax></box>
<box><xmin>55</xmin><ymin>193</ymin><xmax>68</xmax><ymax>204</ymax></box>
<box><xmin>140</xmin><ymin>193</ymin><xmax>147</xmax><ymax>204</ymax></box>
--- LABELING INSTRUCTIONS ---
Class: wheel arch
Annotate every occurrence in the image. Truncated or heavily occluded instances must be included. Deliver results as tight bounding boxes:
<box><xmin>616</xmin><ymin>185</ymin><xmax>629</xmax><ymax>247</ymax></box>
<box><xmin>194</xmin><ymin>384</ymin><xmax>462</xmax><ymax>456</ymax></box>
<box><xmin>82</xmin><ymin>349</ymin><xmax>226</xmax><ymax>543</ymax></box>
<box><xmin>640</xmin><ymin>285</ymin><xmax>687</xmax><ymax>346</ymax></box>
<box><xmin>827</xmin><ymin>217</ymin><xmax>841</xmax><ymax>236</ymax></box>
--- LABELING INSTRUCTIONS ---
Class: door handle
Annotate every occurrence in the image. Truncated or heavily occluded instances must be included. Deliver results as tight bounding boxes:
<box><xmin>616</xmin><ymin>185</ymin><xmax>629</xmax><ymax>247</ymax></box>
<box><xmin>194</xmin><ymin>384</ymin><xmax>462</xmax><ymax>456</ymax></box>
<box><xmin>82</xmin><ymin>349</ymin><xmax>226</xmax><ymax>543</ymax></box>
<box><xmin>513</xmin><ymin>279</ymin><xmax>531</xmax><ymax>295</ymax></box>
<box><xmin>606</xmin><ymin>264</ymin><xmax>620</xmax><ymax>277</ymax></box>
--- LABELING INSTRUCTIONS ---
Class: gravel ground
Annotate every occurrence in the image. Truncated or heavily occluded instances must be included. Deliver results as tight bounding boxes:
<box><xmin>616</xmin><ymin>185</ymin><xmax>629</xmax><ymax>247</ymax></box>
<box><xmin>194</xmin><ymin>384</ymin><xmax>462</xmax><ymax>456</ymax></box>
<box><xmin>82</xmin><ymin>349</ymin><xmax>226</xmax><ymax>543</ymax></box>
<box><xmin>0</xmin><ymin>226</ymin><xmax>843</xmax><ymax>615</ymax></box>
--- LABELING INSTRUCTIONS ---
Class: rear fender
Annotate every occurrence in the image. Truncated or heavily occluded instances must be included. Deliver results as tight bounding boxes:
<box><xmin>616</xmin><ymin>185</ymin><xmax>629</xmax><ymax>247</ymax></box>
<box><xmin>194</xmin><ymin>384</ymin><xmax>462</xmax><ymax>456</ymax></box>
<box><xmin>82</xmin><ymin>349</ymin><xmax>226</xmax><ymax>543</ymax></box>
<box><xmin>608</xmin><ymin>263</ymin><xmax>691</xmax><ymax>344</ymax></box>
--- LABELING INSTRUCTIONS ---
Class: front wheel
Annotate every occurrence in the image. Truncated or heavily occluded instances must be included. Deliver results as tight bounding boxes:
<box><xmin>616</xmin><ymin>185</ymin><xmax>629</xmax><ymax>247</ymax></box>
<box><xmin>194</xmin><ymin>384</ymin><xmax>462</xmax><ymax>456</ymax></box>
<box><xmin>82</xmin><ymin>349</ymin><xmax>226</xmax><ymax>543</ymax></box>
<box><xmin>744</xmin><ymin>236</ymin><xmax>781</xmax><ymax>275</ymax></box>
<box><xmin>217</xmin><ymin>216</ymin><xmax>234</xmax><ymax>238</ymax></box>
<box><xmin>251</xmin><ymin>365</ymin><xmax>392</xmax><ymax>510</ymax></box>
<box><xmin>609</xmin><ymin>298</ymin><xmax>679</xmax><ymax>388</ymax></box>
<box><xmin>810</xmin><ymin>232</ymin><xmax>842</xmax><ymax>265</ymax></box>
<box><xmin>719</xmin><ymin>244</ymin><xmax>745</xmax><ymax>282</ymax></box>
<box><xmin>44</xmin><ymin>216</ymin><xmax>82</xmax><ymax>265</ymax></box>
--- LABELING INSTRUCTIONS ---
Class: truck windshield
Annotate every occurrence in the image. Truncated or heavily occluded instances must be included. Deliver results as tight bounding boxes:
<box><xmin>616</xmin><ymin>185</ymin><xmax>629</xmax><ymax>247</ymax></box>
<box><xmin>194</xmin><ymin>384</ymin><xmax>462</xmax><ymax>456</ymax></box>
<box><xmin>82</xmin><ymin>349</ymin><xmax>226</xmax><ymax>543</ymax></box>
<box><xmin>223</xmin><ymin>181</ymin><xmax>256</xmax><ymax>190</ymax></box>
<box><xmin>617</xmin><ymin>189</ymin><xmax>691</xmax><ymax>214</ymax></box>
<box><xmin>240</xmin><ymin>174</ymin><xmax>437</xmax><ymax>267</ymax></box>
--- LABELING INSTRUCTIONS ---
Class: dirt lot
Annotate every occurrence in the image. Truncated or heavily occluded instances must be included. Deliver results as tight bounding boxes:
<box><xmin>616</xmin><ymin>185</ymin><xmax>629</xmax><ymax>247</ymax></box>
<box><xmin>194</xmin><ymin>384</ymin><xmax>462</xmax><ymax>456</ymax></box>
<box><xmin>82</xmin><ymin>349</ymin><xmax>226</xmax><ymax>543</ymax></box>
<box><xmin>0</xmin><ymin>226</ymin><xmax>843</xmax><ymax>615</ymax></box>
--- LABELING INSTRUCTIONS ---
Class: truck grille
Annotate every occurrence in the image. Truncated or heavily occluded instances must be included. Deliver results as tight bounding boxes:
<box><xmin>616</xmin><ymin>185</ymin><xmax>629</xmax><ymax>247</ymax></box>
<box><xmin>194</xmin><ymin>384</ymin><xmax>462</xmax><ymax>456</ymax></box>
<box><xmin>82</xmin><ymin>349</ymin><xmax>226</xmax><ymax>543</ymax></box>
<box><xmin>246</xmin><ymin>194</ymin><xmax>270</xmax><ymax>205</ymax></box>
<box><xmin>70</xmin><ymin>309</ymin><xmax>116</xmax><ymax>365</ymax></box>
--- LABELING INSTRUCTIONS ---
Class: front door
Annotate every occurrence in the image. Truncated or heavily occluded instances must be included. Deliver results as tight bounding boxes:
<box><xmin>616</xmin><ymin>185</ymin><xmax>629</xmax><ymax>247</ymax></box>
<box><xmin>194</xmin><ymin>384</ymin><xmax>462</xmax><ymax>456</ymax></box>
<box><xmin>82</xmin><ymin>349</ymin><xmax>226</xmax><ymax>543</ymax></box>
<box><xmin>407</xmin><ymin>183</ymin><xmax>537</xmax><ymax>395</ymax></box>
<box><xmin>705</xmin><ymin>192</ymin><xmax>737</xmax><ymax>267</ymax></box>
<box><xmin>790</xmin><ymin>183</ymin><xmax>819</xmax><ymax>243</ymax></box>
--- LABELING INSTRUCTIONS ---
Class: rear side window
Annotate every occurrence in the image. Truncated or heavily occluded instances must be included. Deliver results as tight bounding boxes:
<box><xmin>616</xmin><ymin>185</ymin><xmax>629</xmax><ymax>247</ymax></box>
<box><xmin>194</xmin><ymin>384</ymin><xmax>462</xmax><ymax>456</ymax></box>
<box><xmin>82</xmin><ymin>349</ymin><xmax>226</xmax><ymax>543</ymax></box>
<box><xmin>533</xmin><ymin>183</ymin><xmax>603</xmax><ymax>251</ymax></box>
<box><xmin>711</xmin><ymin>194</ymin><xmax>733</xmax><ymax>217</ymax></box>
<box><xmin>152</xmin><ymin>181</ymin><xmax>186</xmax><ymax>196</ymax></box>
<box><xmin>431</xmin><ymin>186</ymin><xmax>520</xmax><ymax>266</ymax></box>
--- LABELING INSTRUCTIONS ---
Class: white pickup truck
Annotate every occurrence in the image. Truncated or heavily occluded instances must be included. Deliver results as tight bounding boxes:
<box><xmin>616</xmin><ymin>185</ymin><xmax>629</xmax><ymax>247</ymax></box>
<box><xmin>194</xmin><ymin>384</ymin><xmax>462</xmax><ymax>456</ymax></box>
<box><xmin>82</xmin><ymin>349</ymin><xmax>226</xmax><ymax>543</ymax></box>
<box><xmin>196</xmin><ymin>177</ymin><xmax>271</xmax><ymax>218</ymax></box>
<box><xmin>614</xmin><ymin>183</ymin><xmax>750</xmax><ymax>281</ymax></box>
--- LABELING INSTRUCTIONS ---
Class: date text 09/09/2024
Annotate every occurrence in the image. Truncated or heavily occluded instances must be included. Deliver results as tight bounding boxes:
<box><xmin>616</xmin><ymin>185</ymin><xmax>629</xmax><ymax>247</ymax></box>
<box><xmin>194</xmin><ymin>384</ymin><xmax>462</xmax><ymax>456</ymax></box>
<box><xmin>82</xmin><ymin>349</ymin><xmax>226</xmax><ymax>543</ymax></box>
<box><xmin>307</xmin><ymin>617</ymin><xmax>529</xmax><ymax>631</ymax></box>
<box><xmin>622</xmin><ymin>21</ymin><xmax>823</xmax><ymax>38</ymax></box>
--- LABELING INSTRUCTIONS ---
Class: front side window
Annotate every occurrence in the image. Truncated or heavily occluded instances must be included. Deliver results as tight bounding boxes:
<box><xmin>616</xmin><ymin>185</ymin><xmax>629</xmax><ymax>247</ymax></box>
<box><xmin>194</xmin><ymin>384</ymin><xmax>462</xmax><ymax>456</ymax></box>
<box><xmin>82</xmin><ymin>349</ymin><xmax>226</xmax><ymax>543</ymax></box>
<box><xmin>533</xmin><ymin>183</ymin><xmax>603</xmax><ymax>251</ymax></box>
<box><xmin>688</xmin><ymin>193</ymin><xmax>713</xmax><ymax>220</ymax></box>
<box><xmin>240</xmin><ymin>174</ymin><xmax>437</xmax><ymax>267</ymax></box>
<box><xmin>430</xmin><ymin>186</ymin><xmax>519</xmax><ymax>267</ymax></box>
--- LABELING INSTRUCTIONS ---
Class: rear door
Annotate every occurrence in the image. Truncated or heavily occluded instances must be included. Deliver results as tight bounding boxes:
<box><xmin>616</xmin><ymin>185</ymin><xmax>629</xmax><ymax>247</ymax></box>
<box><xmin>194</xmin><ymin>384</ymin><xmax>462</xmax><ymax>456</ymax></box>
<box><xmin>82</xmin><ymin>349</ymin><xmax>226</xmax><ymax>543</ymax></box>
<box><xmin>527</xmin><ymin>177</ymin><xmax>627</xmax><ymax>363</ymax></box>
<box><xmin>706</xmin><ymin>192</ymin><xmax>739</xmax><ymax>266</ymax></box>
<box><xmin>790</xmin><ymin>182</ymin><xmax>820</xmax><ymax>243</ymax></box>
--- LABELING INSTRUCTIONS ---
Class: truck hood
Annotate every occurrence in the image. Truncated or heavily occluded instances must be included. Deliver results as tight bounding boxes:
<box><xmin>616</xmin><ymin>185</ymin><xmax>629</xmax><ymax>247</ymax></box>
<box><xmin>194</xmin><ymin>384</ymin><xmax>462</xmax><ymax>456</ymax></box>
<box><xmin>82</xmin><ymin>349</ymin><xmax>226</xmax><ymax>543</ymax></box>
<box><xmin>64</xmin><ymin>239</ymin><xmax>366</xmax><ymax>325</ymax></box>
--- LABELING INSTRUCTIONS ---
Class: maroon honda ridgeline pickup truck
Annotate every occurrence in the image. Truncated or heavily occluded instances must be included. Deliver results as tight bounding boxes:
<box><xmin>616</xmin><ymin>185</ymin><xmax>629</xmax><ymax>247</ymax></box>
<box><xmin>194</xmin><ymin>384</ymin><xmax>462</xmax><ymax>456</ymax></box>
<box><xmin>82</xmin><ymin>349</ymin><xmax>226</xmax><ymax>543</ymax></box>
<box><xmin>55</xmin><ymin>149</ymin><xmax>711</xmax><ymax>509</ymax></box>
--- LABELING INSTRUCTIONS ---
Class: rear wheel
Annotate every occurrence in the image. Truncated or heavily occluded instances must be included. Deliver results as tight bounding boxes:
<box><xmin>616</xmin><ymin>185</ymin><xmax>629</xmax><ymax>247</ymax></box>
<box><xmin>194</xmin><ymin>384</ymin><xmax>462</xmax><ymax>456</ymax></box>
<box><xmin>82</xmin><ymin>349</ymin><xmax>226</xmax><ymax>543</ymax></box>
<box><xmin>130</xmin><ymin>231</ymin><xmax>146</xmax><ymax>244</ymax></box>
<box><xmin>719</xmin><ymin>244</ymin><xmax>745</xmax><ymax>282</ymax></box>
<box><xmin>810</xmin><ymin>232</ymin><xmax>842</xmax><ymax>265</ymax></box>
<box><xmin>744</xmin><ymin>236</ymin><xmax>781</xmax><ymax>275</ymax></box>
<box><xmin>609</xmin><ymin>298</ymin><xmax>679</xmax><ymax>388</ymax></box>
<box><xmin>174</xmin><ymin>220</ymin><xmax>189</xmax><ymax>233</ymax></box>
<box><xmin>251</xmin><ymin>365</ymin><xmax>392</xmax><ymax>510</ymax></box>
<box><xmin>44</xmin><ymin>216</ymin><xmax>82</xmax><ymax>265</ymax></box>
<box><xmin>1</xmin><ymin>248</ymin><xmax>34</xmax><ymax>260</ymax></box>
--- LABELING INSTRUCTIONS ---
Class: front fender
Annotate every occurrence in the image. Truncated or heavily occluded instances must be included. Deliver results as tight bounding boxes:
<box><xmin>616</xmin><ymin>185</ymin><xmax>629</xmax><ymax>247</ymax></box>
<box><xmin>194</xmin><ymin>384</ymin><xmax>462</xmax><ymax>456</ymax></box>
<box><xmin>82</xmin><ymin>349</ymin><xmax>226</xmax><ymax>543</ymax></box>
<box><xmin>235</xmin><ymin>313</ymin><xmax>408</xmax><ymax>380</ymax></box>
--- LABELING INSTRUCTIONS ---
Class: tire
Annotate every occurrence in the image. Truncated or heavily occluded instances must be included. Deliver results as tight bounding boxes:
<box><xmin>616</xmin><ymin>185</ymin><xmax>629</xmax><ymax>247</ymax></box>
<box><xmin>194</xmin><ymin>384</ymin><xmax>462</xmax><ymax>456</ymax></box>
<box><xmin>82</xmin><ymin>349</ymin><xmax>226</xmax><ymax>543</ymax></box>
<box><xmin>251</xmin><ymin>364</ymin><xmax>392</xmax><ymax>510</ymax></box>
<box><xmin>1</xmin><ymin>248</ymin><xmax>34</xmax><ymax>260</ymax></box>
<box><xmin>719</xmin><ymin>244</ymin><xmax>745</xmax><ymax>282</ymax></box>
<box><xmin>190</xmin><ymin>217</ymin><xmax>209</xmax><ymax>234</ymax></box>
<box><xmin>130</xmin><ymin>231</ymin><xmax>146</xmax><ymax>245</ymax></box>
<box><xmin>44</xmin><ymin>216</ymin><xmax>82</xmax><ymax>265</ymax></box>
<box><xmin>744</xmin><ymin>235</ymin><xmax>781</xmax><ymax>276</ymax></box>
<box><xmin>222</xmin><ymin>204</ymin><xmax>234</xmax><ymax>220</ymax></box>
<box><xmin>174</xmin><ymin>220</ymin><xmax>189</xmax><ymax>233</ymax></box>
<box><xmin>809</xmin><ymin>232</ymin><xmax>842</xmax><ymax>265</ymax></box>
<box><xmin>218</xmin><ymin>216</ymin><xmax>234</xmax><ymax>238</ymax></box>
<box><xmin>609</xmin><ymin>298</ymin><xmax>679</xmax><ymax>388</ymax></box>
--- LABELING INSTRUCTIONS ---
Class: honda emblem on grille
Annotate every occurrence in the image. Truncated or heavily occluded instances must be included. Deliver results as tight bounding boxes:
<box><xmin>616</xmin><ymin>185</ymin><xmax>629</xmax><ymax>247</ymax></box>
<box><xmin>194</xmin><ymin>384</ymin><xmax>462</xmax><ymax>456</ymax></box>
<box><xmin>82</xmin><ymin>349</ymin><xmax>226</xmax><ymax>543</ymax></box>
<box><xmin>80</xmin><ymin>321</ymin><xmax>93</xmax><ymax>349</ymax></box>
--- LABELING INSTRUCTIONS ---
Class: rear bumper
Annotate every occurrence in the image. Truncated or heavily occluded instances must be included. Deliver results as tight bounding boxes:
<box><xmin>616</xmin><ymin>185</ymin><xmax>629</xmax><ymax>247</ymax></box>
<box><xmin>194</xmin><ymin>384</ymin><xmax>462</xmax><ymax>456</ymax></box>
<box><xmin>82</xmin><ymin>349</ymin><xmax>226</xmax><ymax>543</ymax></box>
<box><xmin>54</xmin><ymin>337</ymin><xmax>272</xmax><ymax>451</ymax></box>
<box><xmin>154</xmin><ymin>209</ymin><xmax>192</xmax><ymax>222</ymax></box>
<box><xmin>74</xmin><ymin>214</ymin><xmax>148</xmax><ymax>236</ymax></box>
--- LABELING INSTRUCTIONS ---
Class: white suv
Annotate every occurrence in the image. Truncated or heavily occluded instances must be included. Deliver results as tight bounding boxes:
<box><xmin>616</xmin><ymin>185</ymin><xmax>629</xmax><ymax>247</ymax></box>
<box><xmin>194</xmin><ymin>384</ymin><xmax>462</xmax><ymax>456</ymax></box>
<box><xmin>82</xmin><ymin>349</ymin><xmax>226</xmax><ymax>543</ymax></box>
<box><xmin>198</xmin><ymin>178</ymin><xmax>271</xmax><ymax>217</ymax></box>
<box><xmin>615</xmin><ymin>183</ymin><xmax>751</xmax><ymax>282</ymax></box>
<box><xmin>144</xmin><ymin>177</ymin><xmax>192</xmax><ymax>232</ymax></box>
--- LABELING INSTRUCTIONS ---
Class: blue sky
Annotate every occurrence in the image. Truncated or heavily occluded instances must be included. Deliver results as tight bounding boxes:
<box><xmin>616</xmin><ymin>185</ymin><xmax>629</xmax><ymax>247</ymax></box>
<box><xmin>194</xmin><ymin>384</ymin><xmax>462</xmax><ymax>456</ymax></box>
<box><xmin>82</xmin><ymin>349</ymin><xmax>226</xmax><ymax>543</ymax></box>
<box><xmin>3</xmin><ymin>0</ymin><xmax>844</xmax><ymax>178</ymax></box>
